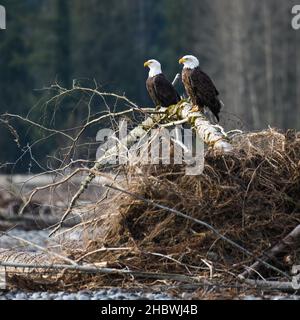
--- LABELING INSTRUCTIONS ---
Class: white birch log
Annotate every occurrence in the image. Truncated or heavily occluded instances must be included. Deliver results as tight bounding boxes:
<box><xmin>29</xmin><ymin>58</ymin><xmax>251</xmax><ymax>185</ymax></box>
<box><xmin>169</xmin><ymin>101</ymin><xmax>233</xmax><ymax>152</ymax></box>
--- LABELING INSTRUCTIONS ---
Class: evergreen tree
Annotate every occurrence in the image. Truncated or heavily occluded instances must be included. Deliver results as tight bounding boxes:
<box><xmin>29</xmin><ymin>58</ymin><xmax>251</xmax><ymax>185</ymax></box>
<box><xmin>0</xmin><ymin>0</ymin><xmax>34</xmax><ymax>171</ymax></box>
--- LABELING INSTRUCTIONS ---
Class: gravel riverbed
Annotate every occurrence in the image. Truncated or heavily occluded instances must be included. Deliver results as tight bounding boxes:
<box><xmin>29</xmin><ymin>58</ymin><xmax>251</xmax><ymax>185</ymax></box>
<box><xmin>0</xmin><ymin>228</ymin><xmax>176</xmax><ymax>300</ymax></box>
<box><xmin>0</xmin><ymin>229</ymin><xmax>299</xmax><ymax>300</ymax></box>
<box><xmin>0</xmin><ymin>289</ymin><xmax>174</xmax><ymax>300</ymax></box>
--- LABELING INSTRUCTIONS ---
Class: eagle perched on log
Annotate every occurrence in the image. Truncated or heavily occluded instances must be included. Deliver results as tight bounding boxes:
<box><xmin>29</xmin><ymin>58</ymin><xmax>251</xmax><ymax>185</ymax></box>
<box><xmin>144</xmin><ymin>59</ymin><xmax>180</xmax><ymax>108</ymax></box>
<box><xmin>179</xmin><ymin>55</ymin><xmax>222</xmax><ymax>122</ymax></box>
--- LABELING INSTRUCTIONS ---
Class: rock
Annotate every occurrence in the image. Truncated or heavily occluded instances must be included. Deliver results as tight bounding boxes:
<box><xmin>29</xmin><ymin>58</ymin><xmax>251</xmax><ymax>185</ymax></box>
<box><xmin>15</xmin><ymin>293</ymin><xmax>27</xmax><ymax>300</ymax></box>
<box><xmin>31</xmin><ymin>292</ymin><xmax>41</xmax><ymax>300</ymax></box>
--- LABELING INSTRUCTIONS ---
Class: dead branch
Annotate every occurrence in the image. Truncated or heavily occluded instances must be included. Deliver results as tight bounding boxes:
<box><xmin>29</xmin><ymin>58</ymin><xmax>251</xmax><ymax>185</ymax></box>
<box><xmin>1</xmin><ymin>258</ymin><xmax>296</xmax><ymax>292</ymax></box>
<box><xmin>239</xmin><ymin>223</ymin><xmax>300</xmax><ymax>279</ymax></box>
<box><xmin>0</xmin><ymin>260</ymin><xmax>204</xmax><ymax>284</ymax></box>
<box><xmin>172</xmin><ymin>73</ymin><xmax>181</xmax><ymax>86</ymax></box>
<box><xmin>75</xmin><ymin>247</ymin><xmax>133</xmax><ymax>263</ymax></box>
<box><xmin>9</xmin><ymin>86</ymin><xmax>233</xmax><ymax>237</ymax></box>
<box><xmin>19</xmin><ymin>168</ymin><xmax>90</xmax><ymax>216</ymax></box>
<box><xmin>242</xmin><ymin>279</ymin><xmax>298</xmax><ymax>293</ymax></box>
<box><xmin>2</xmin><ymin>113</ymin><xmax>74</xmax><ymax>141</ymax></box>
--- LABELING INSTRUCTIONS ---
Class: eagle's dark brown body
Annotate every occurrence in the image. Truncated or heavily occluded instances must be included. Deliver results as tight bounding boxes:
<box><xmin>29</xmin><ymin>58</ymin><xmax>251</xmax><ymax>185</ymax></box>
<box><xmin>182</xmin><ymin>67</ymin><xmax>221</xmax><ymax>121</ymax></box>
<box><xmin>146</xmin><ymin>73</ymin><xmax>180</xmax><ymax>108</ymax></box>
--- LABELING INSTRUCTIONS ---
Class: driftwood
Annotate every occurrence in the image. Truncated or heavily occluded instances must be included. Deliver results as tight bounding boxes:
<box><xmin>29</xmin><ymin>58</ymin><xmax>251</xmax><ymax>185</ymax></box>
<box><xmin>0</xmin><ymin>250</ymin><xmax>205</xmax><ymax>285</ymax></box>
<box><xmin>242</xmin><ymin>279</ymin><xmax>298</xmax><ymax>293</ymax></box>
<box><xmin>0</xmin><ymin>251</ymin><xmax>297</xmax><ymax>293</ymax></box>
<box><xmin>49</xmin><ymin>101</ymin><xmax>233</xmax><ymax>236</ymax></box>
<box><xmin>165</xmin><ymin>102</ymin><xmax>233</xmax><ymax>152</ymax></box>
<box><xmin>240</xmin><ymin>223</ymin><xmax>300</xmax><ymax>279</ymax></box>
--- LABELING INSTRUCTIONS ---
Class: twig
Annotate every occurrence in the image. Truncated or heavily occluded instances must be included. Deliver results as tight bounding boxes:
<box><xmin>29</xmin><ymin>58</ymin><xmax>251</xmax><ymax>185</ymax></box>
<box><xmin>160</xmin><ymin>119</ymin><xmax>188</xmax><ymax>128</ymax></box>
<box><xmin>76</xmin><ymin>247</ymin><xmax>133</xmax><ymax>263</ymax></box>
<box><xmin>19</xmin><ymin>168</ymin><xmax>89</xmax><ymax>216</ymax></box>
<box><xmin>57</xmin><ymin>107</ymin><xmax>160</xmax><ymax>170</ymax></box>
<box><xmin>3</xmin><ymin>113</ymin><xmax>74</xmax><ymax>141</ymax></box>
<box><xmin>172</xmin><ymin>73</ymin><xmax>181</xmax><ymax>86</ymax></box>
<box><xmin>146</xmin><ymin>252</ymin><xmax>193</xmax><ymax>274</ymax></box>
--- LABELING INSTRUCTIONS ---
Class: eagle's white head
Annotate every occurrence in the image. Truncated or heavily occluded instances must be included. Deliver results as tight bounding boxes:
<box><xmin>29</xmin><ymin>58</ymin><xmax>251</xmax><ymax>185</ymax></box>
<box><xmin>179</xmin><ymin>55</ymin><xmax>199</xmax><ymax>69</ymax></box>
<box><xmin>144</xmin><ymin>59</ymin><xmax>162</xmax><ymax>78</ymax></box>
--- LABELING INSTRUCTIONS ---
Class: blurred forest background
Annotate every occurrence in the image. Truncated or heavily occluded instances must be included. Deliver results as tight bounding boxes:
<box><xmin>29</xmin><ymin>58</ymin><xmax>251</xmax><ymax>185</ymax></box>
<box><xmin>0</xmin><ymin>0</ymin><xmax>300</xmax><ymax>173</ymax></box>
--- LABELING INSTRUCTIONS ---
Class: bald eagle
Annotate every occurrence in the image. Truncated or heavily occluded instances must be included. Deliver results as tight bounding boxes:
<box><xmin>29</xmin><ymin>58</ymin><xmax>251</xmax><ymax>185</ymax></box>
<box><xmin>144</xmin><ymin>59</ymin><xmax>180</xmax><ymax>108</ymax></box>
<box><xmin>179</xmin><ymin>55</ymin><xmax>222</xmax><ymax>122</ymax></box>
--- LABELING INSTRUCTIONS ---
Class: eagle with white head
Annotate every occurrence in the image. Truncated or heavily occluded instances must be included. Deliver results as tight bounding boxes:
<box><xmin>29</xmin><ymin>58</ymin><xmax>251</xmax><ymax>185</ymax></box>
<box><xmin>179</xmin><ymin>55</ymin><xmax>222</xmax><ymax>122</ymax></box>
<box><xmin>144</xmin><ymin>59</ymin><xmax>180</xmax><ymax>108</ymax></box>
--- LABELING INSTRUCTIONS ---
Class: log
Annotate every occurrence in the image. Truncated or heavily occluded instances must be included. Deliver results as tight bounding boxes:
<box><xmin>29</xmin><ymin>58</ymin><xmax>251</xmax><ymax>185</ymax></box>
<box><xmin>0</xmin><ymin>250</ymin><xmax>203</xmax><ymax>285</ymax></box>
<box><xmin>242</xmin><ymin>279</ymin><xmax>298</xmax><ymax>293</ymax></box>
<box><xmin>165</xmin><ymin>102</ymin><xmax>233</xmax><ymax>152</ymax></box>
<box><xmin>240</xmin><ymin>223</ymin><xmax>300</xmax><ymax>279</ymax></box>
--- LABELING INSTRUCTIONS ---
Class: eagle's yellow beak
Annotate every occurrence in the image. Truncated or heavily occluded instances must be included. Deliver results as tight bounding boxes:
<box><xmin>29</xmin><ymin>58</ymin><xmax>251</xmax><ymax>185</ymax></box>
<box><xmin>144</xmin><ymin>61</ymin><xmax>150</xmax><ymax>67</ymax></box>
<box><xmin>179</xmin><ymin>58</ymin><xmax>186</xmax><ymax>64</ymax></box>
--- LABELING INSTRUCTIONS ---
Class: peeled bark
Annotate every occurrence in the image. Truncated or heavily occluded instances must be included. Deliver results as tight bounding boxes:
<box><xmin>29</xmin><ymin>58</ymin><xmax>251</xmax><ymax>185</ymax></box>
<box><xmin>166</xmin><ymin>101</ymin><xmax>233</xmax><ymax>152</ymax></box>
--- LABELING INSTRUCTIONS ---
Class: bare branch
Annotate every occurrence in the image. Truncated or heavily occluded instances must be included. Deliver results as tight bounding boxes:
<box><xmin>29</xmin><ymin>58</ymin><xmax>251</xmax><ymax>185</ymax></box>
<box><xmin>240</xmin><ymin>223</ymin><xmax>300</xmax><ymax>279</ymax></box>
